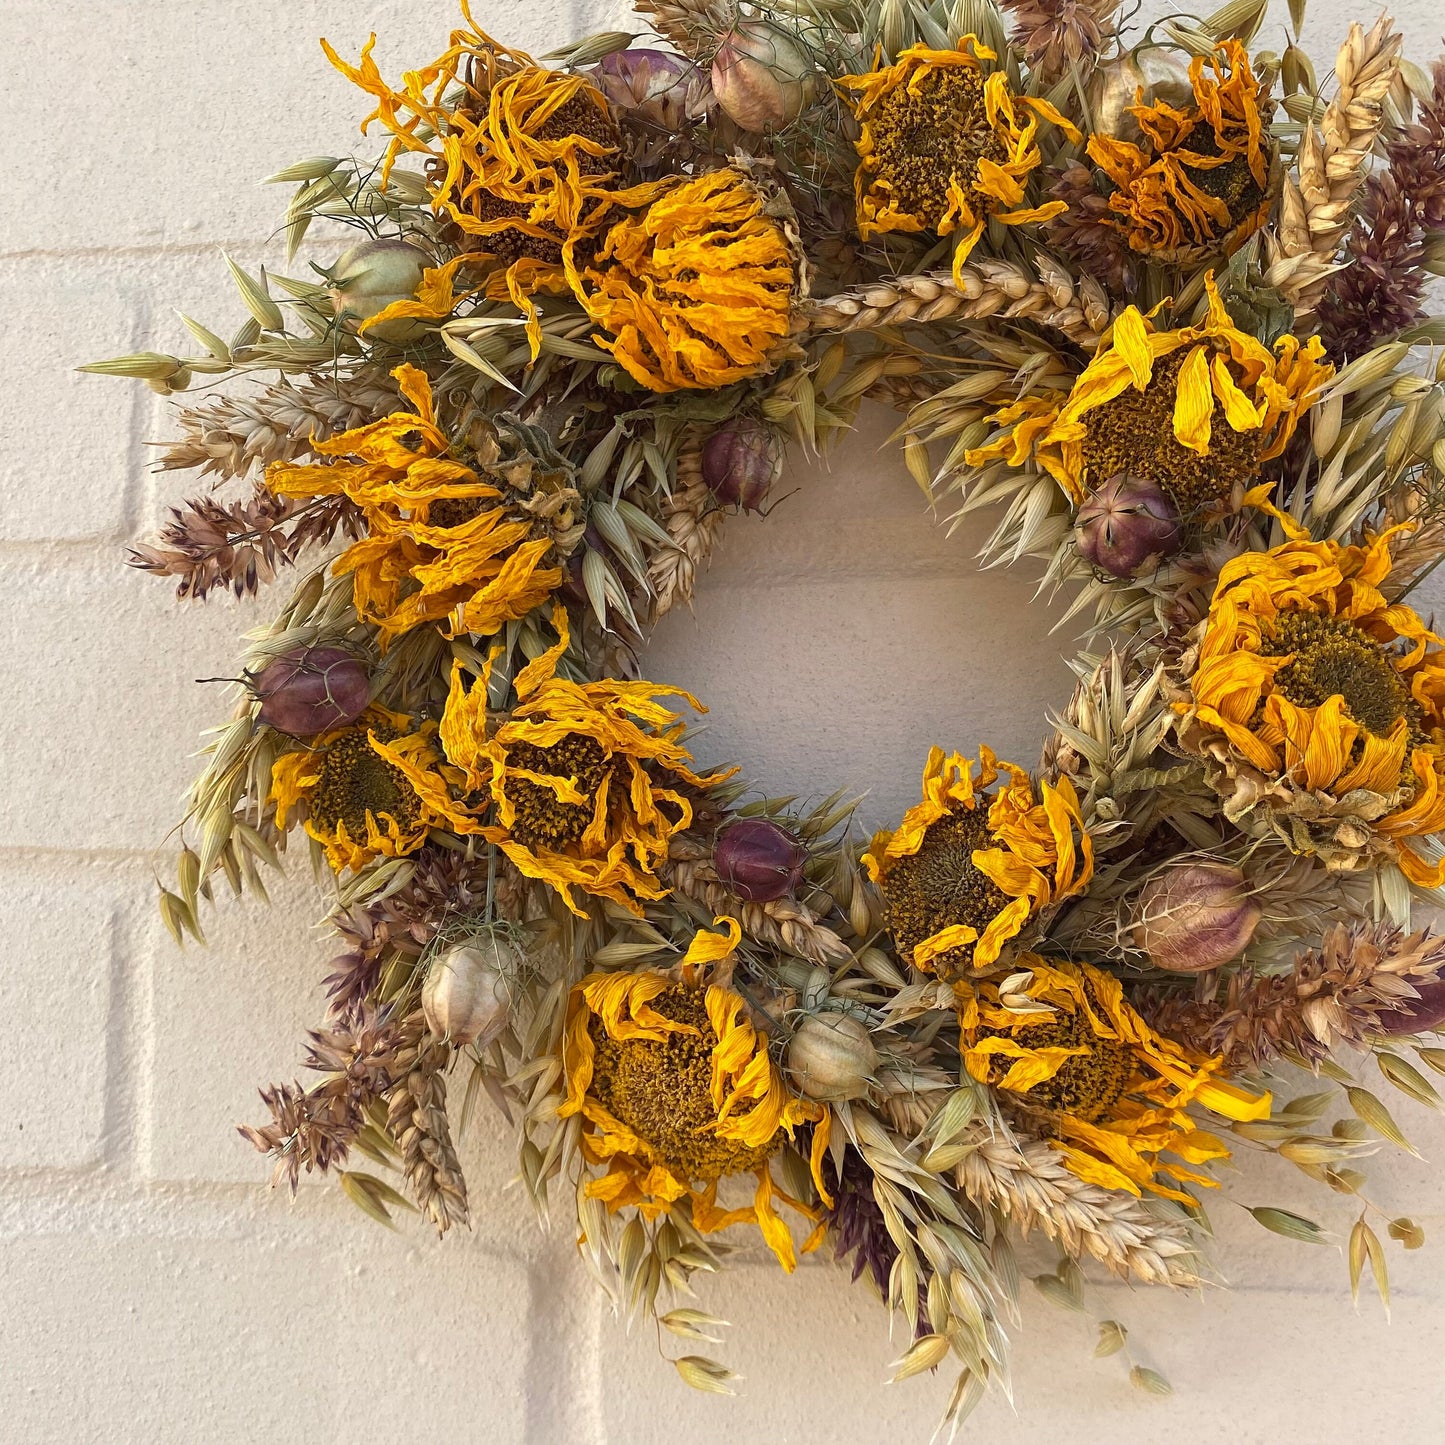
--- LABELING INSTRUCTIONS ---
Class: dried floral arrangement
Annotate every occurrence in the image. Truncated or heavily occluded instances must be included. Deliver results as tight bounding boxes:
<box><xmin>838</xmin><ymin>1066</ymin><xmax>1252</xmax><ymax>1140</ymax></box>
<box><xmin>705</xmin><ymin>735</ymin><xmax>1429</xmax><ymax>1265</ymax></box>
<box><xmin>87</xmin><ymin>0</ymin><xmax>1445</xmax><ymax>1423</ymax></box>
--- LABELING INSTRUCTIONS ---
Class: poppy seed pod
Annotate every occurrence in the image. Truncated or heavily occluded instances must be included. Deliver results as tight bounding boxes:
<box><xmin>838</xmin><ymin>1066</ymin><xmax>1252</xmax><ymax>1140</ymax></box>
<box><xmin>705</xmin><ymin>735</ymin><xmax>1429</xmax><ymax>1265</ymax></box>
<box><xmin>1075</xmin><ymin>473</ymin><xmax>1182</xmax><ymax>578</ymax></box>
<box><xmin>328</xmin><ymin>238</ymin><xmax>431</xmax><ymax>344</ymax></box>
<box><xmin>701</xmin><ymin>419</ymin><xmax>781</xmax><ymax>512</ymax></box>
<box><xmin>714</xmin><ymin>817</ymin><xmax>807</xmax><ymax>901</ymax></box>
<box><xmin>254</xmin><ymin>646</ymin><xmax>370</xmax><ymax>735</ymax></box>
<box><xmin>1133</xmin><ymin>861</ymin><xmax>1261</xmax><ymax>973</ymax></box>
<box><xmin>785</xmin><ymin>1013</ymin><xmax>878</xmax><ymax>1101</ymax></box>
<box><xmin>710</xmin><ymin>20</ymin><xmax>819</xmax><ymax>132</ymax></box>
<box><xmin>421</xmin><ymin>933</ymin><xmax>520</xmax><ymax>1048</ymax></box>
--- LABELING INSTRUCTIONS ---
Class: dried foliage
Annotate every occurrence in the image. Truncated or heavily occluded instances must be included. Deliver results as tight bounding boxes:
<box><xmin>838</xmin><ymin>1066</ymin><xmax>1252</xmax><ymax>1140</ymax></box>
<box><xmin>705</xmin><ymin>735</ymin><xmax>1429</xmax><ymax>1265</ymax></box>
<box><xmin>96</xmin><ymin>0</ymin><xmax>1445</xmax><ymax>1419</ymax></box>
<box><xmin>130</xmin><ymin>484</ymin><xmax>361</xmax><ymax>599</ymax></box>
<box><xmin>1148</xmin><ymin>924</ymin><xmax>1445</xmax><ymax>1070</ymax></box>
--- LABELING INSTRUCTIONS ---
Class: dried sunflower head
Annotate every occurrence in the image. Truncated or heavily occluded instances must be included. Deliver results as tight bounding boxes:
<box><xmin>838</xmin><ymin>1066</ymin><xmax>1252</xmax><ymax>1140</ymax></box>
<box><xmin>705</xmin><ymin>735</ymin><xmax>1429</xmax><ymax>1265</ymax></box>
<box><xmin>1087</xmin><ymin>39</ymin><xmax>1274</xmax><ymax>263</ymax></box>
<box><xmin>959</xmin><ymin>956</ymin><xmax>1270</xmax><ymax>1200</ymax></box>
<box><xmin>967</xmin><ymin>273</ymin><xmax>1332</xmax><ymax>518</ymax></box>
<box><xmin>838</xmin><ymin>37</ymin><xmax>1081</xmax><ymax>280</ymax></box>
<box><xmin>267</xmin><ymin>365</ymin><xmax>567</xmax><ymax>646</ymax></box>
<box><xmin>863</xmin><ymin>746</ymin><xmax>1093</xmax><ymax>979</ymax></box>
<box><xmin>388</xmin><ymin>603</ymin><xmax>734</xmax><ymax>915</ymax></box>
<box><xmin>565</xmin><ymin>167</ymin><xmax>798</xmax><ymax>391</ymax></box>
<box><xmin>269</xmin><ymin>705</ymin><xmax>457</xmax><ymax>872</ymax></box>
<box><xmin>323</xmin><ymin>14</ymin><xmax>660</xmax><ymax>351</ymax></box>
<box><xmin>559</xmin><ymin>918</ymin><xmax>831</xmax><ymax>1270</ymax></box>
<box><xmin>1177</xmin><ymin>523</ymin><xmax>1445</xmax><ymax>883</ymax></box>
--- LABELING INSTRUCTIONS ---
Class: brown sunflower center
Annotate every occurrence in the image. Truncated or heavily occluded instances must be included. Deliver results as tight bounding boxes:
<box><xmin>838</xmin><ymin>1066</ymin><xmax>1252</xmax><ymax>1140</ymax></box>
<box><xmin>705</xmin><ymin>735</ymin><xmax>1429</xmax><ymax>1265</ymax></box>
<box><xmin>1263</xmin><ymin>610</ymin><xmax>1423</xmax><ymax>743</ymax></box>
<box><xmin>589</xmin><ymin>986</ymin><xmax>779</xmax><ymax>1182</ymax></box>
<box><xmin>1080</xmin><ymin>348</ymin><xmax>1262</xmax><ymax>514</ymax></box>
<box><xmin>880</xmin><ymin>806</ymin><xmax>1010</xmax><ymax>980</ymax></box>
<box><xmin>505</xmin><ymin>733</ymin><xmax>613</xmax><ymax>850</ymax></box>
<box><xmin>1183</xmin><ymin>145</ymin><xmax>1264</xmax><ymax>226</ymax></box>
<box><xmin>307</xmin><ymin>724</ymin><xmax>420</xmax><ymax>838</ymax></box>
<box><xmin>976</xmin><ymin>1004</ymin><xmax>1135</xmax><ymax>1122</ymax></box>
<box><xmin>424</xmin><ymin>496</ymin><xmax>489</xmax><ymax>529</ymax></box>
<box><xmin>866</xmin><ymin>65</ymin><xmax>1009</xmax><ymax>232</ymax></box>
<box><xmin>438</xmin><ymin>90</ymin><xmax>617</xmax><ymax>267</ymax></box>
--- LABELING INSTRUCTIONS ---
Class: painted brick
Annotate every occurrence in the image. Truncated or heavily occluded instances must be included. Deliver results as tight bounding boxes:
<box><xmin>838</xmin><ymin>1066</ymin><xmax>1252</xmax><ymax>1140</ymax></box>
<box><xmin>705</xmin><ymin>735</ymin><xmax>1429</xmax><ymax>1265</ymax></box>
<box><xmin>0</xmin><ymin>257</ymin><xmax>141</xmax><ymax>542</ymax></box>
<box><xmin>0</xmin><ymin>861</ymin><xmax>115</xmax><ymax>1169</ymax></box>
<box><xmin>0</xmin><ymin>1</ymin><xmax>612</xmax><ymax>253</ymax></box>
<box><xmin>0</xmin><ymin>551</ymin><xmax>269</xmax><ymax>853</ymax></box>
<box><xmin>0</xmin><ymin>1229</ymin><xmax>533</xmax><ymax>1444</ymax></box>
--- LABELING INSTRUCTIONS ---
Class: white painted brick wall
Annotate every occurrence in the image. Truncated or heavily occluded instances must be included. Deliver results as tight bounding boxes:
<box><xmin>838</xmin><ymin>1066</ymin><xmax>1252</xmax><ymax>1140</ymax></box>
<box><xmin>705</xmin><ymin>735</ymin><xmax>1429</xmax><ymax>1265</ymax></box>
<box><xmin>5</xmin><ymin>0</ymin><xmax>1445</xmax><ymax>1439</ymax></box>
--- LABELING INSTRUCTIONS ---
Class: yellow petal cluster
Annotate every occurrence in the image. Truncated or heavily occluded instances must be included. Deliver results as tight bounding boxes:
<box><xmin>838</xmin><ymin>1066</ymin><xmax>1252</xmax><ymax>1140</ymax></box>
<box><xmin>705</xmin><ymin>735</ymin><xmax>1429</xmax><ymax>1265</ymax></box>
<box><xmin>387</xmin><ymin>604</ymin><xmax>733</xmax><ymax>915</ymax></box>
<box><xmin>268</xmin><ymin>705</ymin><xmax>458</xmax><ymax>872</ymax></box>
<box><xmin>1184</xmin><ymin>527</ymin><xmax>1445</xmax><ymax>883</ymax></box>
<box><xmin>268</xmin><ymin>365</ymin><xmax>561</xmax><ymax>646</ymax></box>
<box><xmin>1089</xmin><ymin>40</ymin><xmax>1272</xmax><ymax>261</ymax></box>
<box><xmin>565</xmin><ymin>168</ymin><xmax>796</xmax><ymax>392</ymax></box>
<box><xmin>559</xmin><ymin>919</ymin><xmax>831</xmax><ymax>1271</ymax></box>
<box><xmin>839</xmin><ymin>38</ymin><xmax>1081</xmax><ymax>281</ymax></box>
<box><xmin>960</xmin><ymin>957</ymin><xmax>1270</xmax><ymax>1200</ymax></box>
<box><xmin>863</xmin><ymin>746</ymin><xmax>1092</xmax><ymax>975</ymax></box>
<box><xmin>968</xmin><ymin>273</ymin><xmax>1330</xmax><ymax>508</ymax></box>
<box><xmin>323</xmin><ymin>8</ymin><xmax>659</xmax><ymax>351</ymax></box>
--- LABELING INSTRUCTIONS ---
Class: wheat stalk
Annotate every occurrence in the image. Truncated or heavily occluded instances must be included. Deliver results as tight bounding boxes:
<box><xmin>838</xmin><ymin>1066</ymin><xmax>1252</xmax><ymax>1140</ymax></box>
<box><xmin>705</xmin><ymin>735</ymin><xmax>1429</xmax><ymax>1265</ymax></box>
<box><xmin>648</xmin><ymin>430</ymin><xmax>726</xmax><ymax>619</ymax></box>
<box><xmin>387</xmin><ymin>1025</ymin><xmax>470</xmax><ymax>1236</ymax></box>
<box><xmin>956</xmin><ymin>1124</ymin><xmax>1203</xmax><ymax>1286</ymax></box>
<box><xmin>665</xmin><ymin>839</ymin><xmax>852</xmax><ymax>965</ymax></box>
<box><xmin>1268</xmin><ymin>15</ymin><xmax>1403</xmax><ymax>313</ymax></box>
<box><xmin>158</xmin><ymin>373</ymin><xmax>402</xmax><ymax>480</ymax></box>
<box><xmin>805</xmin><ymin>258</ymin><xmax>1112</xmax><ymax>348</ymax></box>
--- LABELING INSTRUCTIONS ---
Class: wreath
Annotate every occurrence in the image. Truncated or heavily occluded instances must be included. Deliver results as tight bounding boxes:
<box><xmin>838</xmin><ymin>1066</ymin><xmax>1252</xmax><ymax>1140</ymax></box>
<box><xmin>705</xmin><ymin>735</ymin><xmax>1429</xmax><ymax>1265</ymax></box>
<box><xmin>89</xmin><ymin>0</ymin><xmax>1445</xmax><ymax>1420</ymax></box>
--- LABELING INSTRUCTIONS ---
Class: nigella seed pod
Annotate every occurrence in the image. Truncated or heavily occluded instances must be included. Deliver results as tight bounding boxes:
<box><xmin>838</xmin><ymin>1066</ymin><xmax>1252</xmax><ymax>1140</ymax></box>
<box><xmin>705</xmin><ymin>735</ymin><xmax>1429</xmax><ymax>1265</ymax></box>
<box><xmin>327</xmin><ymin>238</ymin><xmax>431</xmax><ymax>344</ymax></box>
<box><xmin>590</xmin><ymin>48</ymin><xmax>709</xmax><ymax>131</ymax></box>
<box><xmin>1132</xmin><ymin>862</ymin><xmax>1261</xmax><ymax>974</ymax></box>
<box><xmin>1090</xmin><ymin>48</ymin><xmax>1193</xmax><ymax>141</ymax></box>
<box><xmin>1074</xmin><ymin>473</ymin><xmax>1182</xmax><ymax>578</ymax></box>
<box><xmin>1378</xmin><ymin>976</ymin><xmax>1445</xmax><ymax>1036</ymax></box>
<box><xmin>254</xmin><ymin>646</ymin><xmax>370</xmax><ymax>735</ymax></box>
<box><xmin>701</xmin><ymin>419</ymin><xmax>781</xmax><ymax>512</ymax></box>
<box><xmin>714</xmin><ymin>817</ymin><xmax>807</xmax><ymax>902</ymax></box>
<box><xmin>421</xmin><ymin>933</ymin><xmax>519</xmax><ymax>1048</ymax></box>
<box><xmin>710</xmin><ymin>20</ymin><xmax>819</xmax><ymax>132</ymax></box>
<box><xmin>785</xmin><ymin>1014</ymin><xmax>878</xmax><ymax>1101</ymax></box>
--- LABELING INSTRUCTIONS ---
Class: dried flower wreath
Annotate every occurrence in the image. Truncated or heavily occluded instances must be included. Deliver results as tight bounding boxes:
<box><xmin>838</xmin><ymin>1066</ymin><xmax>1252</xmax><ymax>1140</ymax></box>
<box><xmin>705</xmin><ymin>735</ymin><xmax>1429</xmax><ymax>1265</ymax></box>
<box><xmin>89</xmin><ymin>0</ymin><xmax>1445</xmax><ymax>1424</ymax></box>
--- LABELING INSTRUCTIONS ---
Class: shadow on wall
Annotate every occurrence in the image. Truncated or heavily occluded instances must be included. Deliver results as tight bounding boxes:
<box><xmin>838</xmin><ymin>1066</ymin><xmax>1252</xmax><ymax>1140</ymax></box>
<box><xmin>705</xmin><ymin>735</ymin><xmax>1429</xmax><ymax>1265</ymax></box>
<box><xmin>643</xmin><ymin>404</ymin><xmax>1079</xmax><ymax>830</ymax></box>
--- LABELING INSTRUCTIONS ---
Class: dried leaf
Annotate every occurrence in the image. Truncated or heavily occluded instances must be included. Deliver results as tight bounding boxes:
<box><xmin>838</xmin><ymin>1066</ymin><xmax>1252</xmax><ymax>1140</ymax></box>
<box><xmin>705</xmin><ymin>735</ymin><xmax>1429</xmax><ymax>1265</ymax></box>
<box><xmin>1388</xmin><ymin>1216</ymin><xmax>1425</xmax><ymax>1249</ymax></box>
<box><xmin>890</xmin><ymin>1332</ymin><xmax>951</xmax><ymax>1381</ymax></box>
<box><xmin>1376</xmin><ymin>1051</ymin><xmax>1443</xmax><ymax>1109</ymax></box>
<box><xmin>673</xmin><ymin>1355</ymin><xmax>740</xmax><ymax>1395</ymax></box>
<box><xmin>1347</xmin><ymin>1086</ymin><xmax>1420</xmax><ymax>1155</ymax></box>
<box><xmin>660</xmin><ymin>1309</ymin><xmax>728</xmax><ymax>1344</ymax></box>
<box><xmin>1249</xmin><ymin>1206</ymin><xmax>1329</xmax><ymax>1244</ymax></box>
<box><xmin>1032</xmin><ymin>1273</ymin><xmax>1086</xmax><ymax>1312</ymax></box>
<box><xmin>1350</xmin><ymin>1218</ymin><xmax>1390</xmax><ymax>1312</ymax></box>
<box><xmin>1130</xmin><ymin>1366</ymin><xmax>1173</xmax><ymax>1396</ymax></box>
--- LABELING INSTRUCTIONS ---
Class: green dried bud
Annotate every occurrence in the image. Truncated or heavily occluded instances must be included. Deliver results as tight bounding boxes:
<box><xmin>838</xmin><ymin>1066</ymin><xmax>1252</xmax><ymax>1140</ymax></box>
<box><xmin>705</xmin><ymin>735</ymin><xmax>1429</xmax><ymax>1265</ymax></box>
<box><xmin>327</xmin><ymin>238</ymin><xmax>431</xmax><ymax>344</ymax></box>
<box><xmin>785</xmin><ymin>1013</ymin><xmax>878</xmax><ymax>1101</ymax></box>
